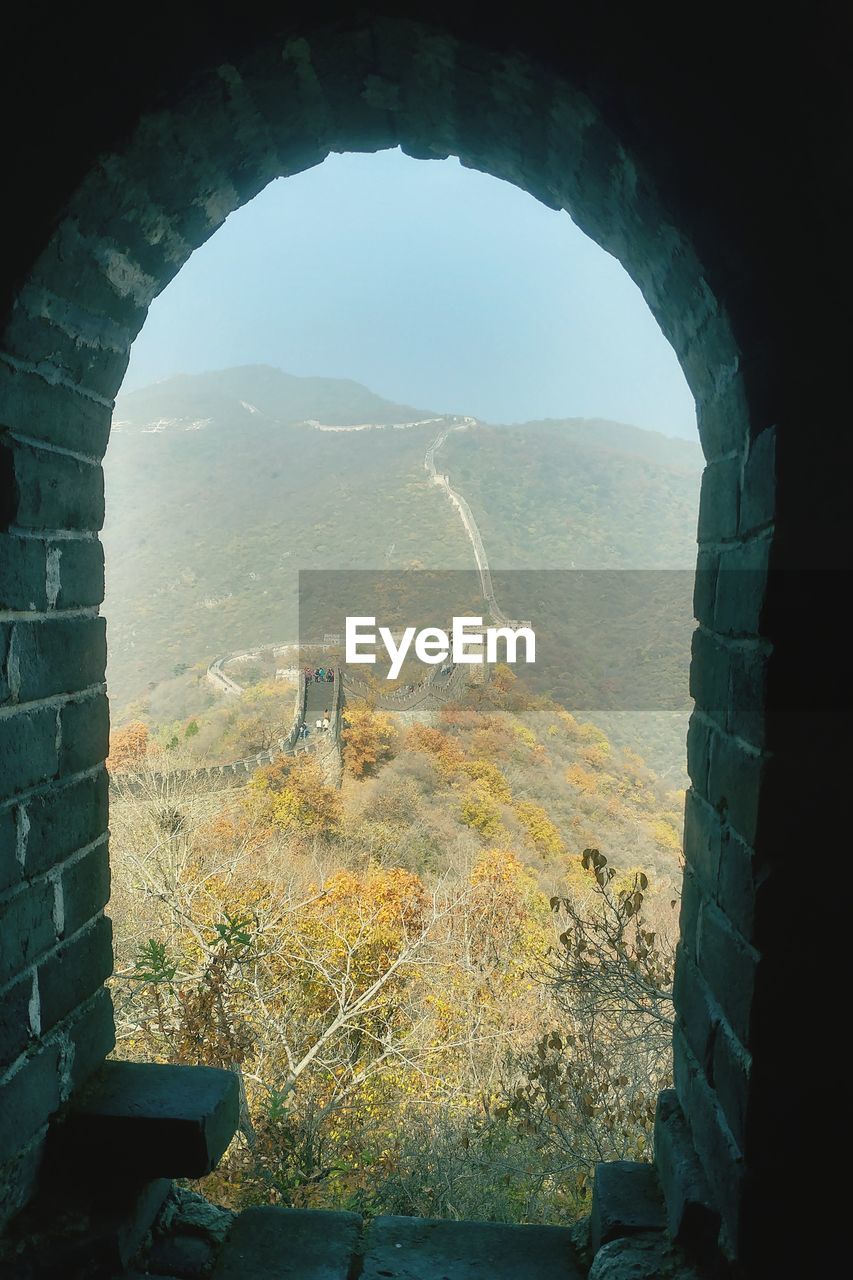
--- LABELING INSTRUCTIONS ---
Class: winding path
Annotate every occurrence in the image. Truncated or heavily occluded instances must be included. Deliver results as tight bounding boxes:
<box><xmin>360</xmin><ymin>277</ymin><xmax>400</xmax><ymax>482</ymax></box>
<box><xmin>425</xmin><ymin>418</ymin><xmax>515</xmax><ymax>627</ymax></box>
<box><xmin>135</xmin><ymin>414</ymin><xmax>519</xmax><ymax>790</ymax></box>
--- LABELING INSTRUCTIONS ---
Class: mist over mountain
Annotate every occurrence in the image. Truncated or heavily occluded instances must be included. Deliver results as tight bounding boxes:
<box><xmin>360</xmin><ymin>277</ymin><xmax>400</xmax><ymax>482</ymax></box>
<box><xmin>113</xmin><ymin>364</ymin><xmax>436</xmax><ymax>431</ymax></box>
<box><xmin>103</xmin><ymin>366</ymin><xmax>701</xmax><ymax>720</ymax></box>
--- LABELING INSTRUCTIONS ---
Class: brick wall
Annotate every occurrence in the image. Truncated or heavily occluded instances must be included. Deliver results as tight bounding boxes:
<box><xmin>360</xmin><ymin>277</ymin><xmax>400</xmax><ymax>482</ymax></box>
<box><xmin>0</xmin><ymin>8</ymin><xmax>844</xmax><ymax>1270</ymax></box>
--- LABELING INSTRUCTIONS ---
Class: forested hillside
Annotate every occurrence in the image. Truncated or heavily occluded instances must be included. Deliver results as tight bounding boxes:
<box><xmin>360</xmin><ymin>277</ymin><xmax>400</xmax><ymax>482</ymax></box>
<box><xmin>104</xmin><ymin>369</ymin><xmax>470</xmax><ymax>707</ymax></box>
<box><xmin>104</xmin><ymin>367</ymin><xmax>701</xmax><ymax>721</ymax></box>
<box><xmin>108</xmin><ymin>670</ymin><xmax>679</xmax><ymax>1222</ymax></box>
<box><xmin>442</xmin><ymin>418</ymin><xmax>702</xmax><ymax>569</ymax></box>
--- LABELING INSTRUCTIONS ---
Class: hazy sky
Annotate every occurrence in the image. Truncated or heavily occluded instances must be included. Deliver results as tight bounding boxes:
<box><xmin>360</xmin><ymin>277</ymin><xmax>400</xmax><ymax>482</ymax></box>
<box><xmin>124</xmin><ymin>148</ymin><xmax>697</xmax><ymax>440</ymax></box>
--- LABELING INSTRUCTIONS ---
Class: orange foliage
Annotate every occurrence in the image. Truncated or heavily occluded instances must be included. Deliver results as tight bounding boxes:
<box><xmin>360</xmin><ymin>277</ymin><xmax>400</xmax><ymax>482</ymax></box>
<box><xmin>491</xmin><ymin>664</ymin><xmax>517</xmax><ymax>695</ymax></box>
<box><xmin>565</xmin><ymin>763</ymin><xmax>600</xmax><ymax>794</ymax></box>
<box><xmin>405</xmin><ymin>724</ymin><xmax>465</xmax><ymax>774</ymax></box>
<box><xmin>579</xmin><ymin>744</ymin><xmax>611</xmax><ymax>770</ymax></box>
<box><xmin>108</xmin><ymin>720</ymin><xmax>149</xmax><ymax>771</ymax></box>
<box><xmin>341</xmin><ymin>703</ymin><xmax>397</xmax><ymax>778</ymax></box>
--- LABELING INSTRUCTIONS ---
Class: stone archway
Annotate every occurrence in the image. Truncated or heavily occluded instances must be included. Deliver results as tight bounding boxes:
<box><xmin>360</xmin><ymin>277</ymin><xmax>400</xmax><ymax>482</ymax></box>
<box><xmin>0</xmin><ymin>12</ymin><xmax>776</xmax><ymax>1269</ymax></box>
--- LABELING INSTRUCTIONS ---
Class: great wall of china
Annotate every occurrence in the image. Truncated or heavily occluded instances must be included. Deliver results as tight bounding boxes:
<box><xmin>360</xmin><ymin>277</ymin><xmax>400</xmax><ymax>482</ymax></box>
<box><xmin>119</xmin><ymin>419</ymin><xmax>519</xmax><ymax>792</ymax></box>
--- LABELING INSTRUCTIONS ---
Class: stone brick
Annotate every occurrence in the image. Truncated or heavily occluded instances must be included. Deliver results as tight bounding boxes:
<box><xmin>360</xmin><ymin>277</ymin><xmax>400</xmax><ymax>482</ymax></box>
<box><xmin>673</xmin><ymin>947</ymin><xmax>718</xmax><ymax>1074</ymax></box>
<box><xmin>654</xmin><ymin>1090</ymin><xmax>720</xmax><ymax>1257</ymax></box>
<box><xmin>0</xmin><ymin>877</ymin><xmax>55</xmax><ymax>987</ymax></box>
<box><xmin>212</xmin><ymin>1205</ymin><xmax>361</xmax><ymax>1280</ymax></box>
<box><xmin>29</xmin><ymin>221</ymin><xmax>150</xmax><ymax>337</ymax></box>
<box><xmin>21</xmin><ymin>769</ymin><xmax>108</xmax><ymax>877</ymax></box>
<box><xmin>54</xmin><ymin>536</ymin><xmax>105</xmax><ymax>608</ymax></box>
<box><xmin>694</xmin><ymin>374</ymin><xmax>750</xmax><ymax>462</ymax></box>
<box><xmin>0</xmin><ymin>1136</ymin><xmax>44</xmax><ymax>1235</ymax></box>
<box><xmin>682</xmin><ymin>787</ymin><xmax>721</xmax><ymax>897</ymax></box>
<box><xmin>673</xmin><ymin>1028</ymin><xmax>743</xmax><ymax>1248</ymax></box>
<box><xmin>361</xmin><ymin>1214</ymin><xmax>583</xmax><ymax>1280</ymax></box>
<box><xmin>0</xmin><ymin>704</ymin><xmax>58</xmax><ymax>794</ymax></box>
<box><xmin>0</xmin><ymin>804</ymin><xmax>19</xmax><ymax>893</ymax></box>
<box><xmin>725</xmin><ymin>644</ymin><xmax>769</xmax><ymax>748</ymax></box>
<box><xmin>37</xmin><ymin>914</ymin><xmax>113</xmax><ymax>1033</ymax></box>
<box><xmin>740</xmin><ymin>425</ymin><xmax>775</xmax><ymax>537</ymax></box>
<box><xmin>0</xmin><ymin>361</ymin><xmax>112</xmax><ymax>456</ymax></box>
<box><xmin>60</xmin><ymin>840</ymin><xmax>110</xmax><ymax>938</ymax></box>
<box><xmin>0</xmin><ymin>1042</ymin><xmax>61</xmax><ymax>1156</ymax></box>
<box><xmin>0</xmin><ymin>622</ymin><xmax>10</xmax><ymax>704</ymax></box>
<box><xmin>10</xmin><ymin>616</ymin><xmax>106</xmax><ymax>703</ymax></box>
<box><xmin>0</xmin><ymin>970</ymin><xmax>35</xmax><ymax>1070</ymax></box>
<box><xmin>689</xmin><ymin>628</ymin><xmax>730</xmax><ymax>723</ymax></box>
<box><xmin>2</xmin><ymin>305</ymin><xmax>131</xmax><ymax>394</ymax></box>
<box><xmin>685</xmin><ymin>714</ymin><xmax>712</xmax><ymax>798</ymax></box>
<box><xmin>57</xmin><ymin>1060</ymin><xmax>239</xmax><ymax>1180</ymax></box>
<box><xmin>59</xmin><ymin>693</ymin><xmax>110</xmax><ymax>775</ymax></box>
<box><xmin>676</xmin><ymin>866</ymin><xmax>703</xmax><ymax>960</ymax></box>
<box><xmin>716</xmin><ymin>827</ymin><xmax>758</xmax><ymax>941</ymax></box>
<box><xmin>115</xmin><ymin>111</ymin><xmax>240</xmax><ymax>251</ymax></box>
<box><xmin>72</xmin><ymin>164</ymin><xmax>192</xmax><ymax>288</ymax></box>
<box><xmin>590</xmin><ymin>1161</ymin><xmax>665</xmax><ymax>1250</ymax></box>
<box><xmin>0</xmin><ymin>533</ymin><xmax>47</xmax><ymax>610</ymax></box>
<box><xmin>697</xmin><ymin>901</ymin><xmax>756</xmax><ymax>1046</ymax></box>
<box><xmin>712</xmin><ymin>538</ymin><xmax>770</xmax><ymax>638</ymax></box>
<box><xmin>10</xmin><ymin>440</ymin><xmax>104</xmax><ymax>531</ymax></box>
<box><xmin>707</xmin><ymin>730</ymin><xmax>765</xmax><ymax>847</ymax></box>
<box><xmin>692</xmin><ymin>551</ymin><xmax>718</xmax><ymax>629</ymax></box>
<box><xmin>711</xmin><ymin>1022</ymin><xmax>751</xmax><ymax>1153</ymax></box>
<box><xmin>65</xmin><ymin>986</ymin><xmax>115</xmax><ymax>1092</ymax></box>
<box><xmin>697</xmin><ymin>455</ymin><xmax>740</xmax><ymax>545</ymax></box>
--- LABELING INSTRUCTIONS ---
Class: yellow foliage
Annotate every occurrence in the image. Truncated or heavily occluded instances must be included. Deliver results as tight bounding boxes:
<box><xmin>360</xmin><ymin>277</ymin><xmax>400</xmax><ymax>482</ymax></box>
<box><xmin>556</xmin><ymin>708</ymin><xmax>581</xmax><ymax>734</ymax></box>
<box><xmin>491</xmin><ymin>664</ymin><xmax>517</xmax><ymax>694</ymax></box>
<box><xmin>250</xmin><ymin>754</ymin><xmax>341</xmax><ymax>834</ymax></box>
<box><xmin>471</xmin><ymin>845</ymin><xmax>527</xmax><ymax>891</ymax></box>
<box><xmin>649</xmin><ymin>816</ymin><xmax>682</xmax><ymax>852</ymax></box>
<box><xmin>576</xmin><ymin>722</ymin><xmax>611</xmax><ymax>749</ymax></box>
<box><xmin>579</xmin><ymin>743</ymin><xmax>611</xmax><ymax>769</ymax></box>
<box><xmin>459</xmin><ymin>785</ymin><xmax>506</xmax><ymax>839</ymax></box>
<box><xmin>341</xmin><ymin>702</ymin><xmax>397</xmax><ymax>778</ymax></box>
<box><xmin>513</xmin><ymin>800</ymin><xmax>566</xmax><ymax>857</ymax></box>
<box><xmin>565</xmin><ymin>763</ymin><xmax>600</xmax><ymax>794</ymax></box>
<box><xmin>460</xmin><ymin>759</ymin><xmax>512</xmax><ymax>802</ymax></box>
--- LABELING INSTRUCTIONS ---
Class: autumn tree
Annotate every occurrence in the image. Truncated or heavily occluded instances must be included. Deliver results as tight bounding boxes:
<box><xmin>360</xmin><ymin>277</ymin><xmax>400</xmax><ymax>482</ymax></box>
<box><xmin>250</xmin><ymin>755</ymin><xmax>341</xmax><ymax>835</ymax></box>
<box><xmin>512</xmin><ymin>800</ymin><xmax>566</xmax><ymax>858</ymax></box>
<box><xmin>459</xmin><ymin>785</ymin><xmax>506</xmax><ymax>840</ymax></box>
<box><xmin>108</xmin><ymin>720</ymin><xmax>150</xmax><ymax>771</ymax></box>
<box><xmin>341</xmin><ymin>702</ymin><xmax>398</xmax><ymax>778</ymax></box>
<box><xmin>505</xmin><ymin>849</ymin><xmax>675</xmax><ymax>1201</ymax></box>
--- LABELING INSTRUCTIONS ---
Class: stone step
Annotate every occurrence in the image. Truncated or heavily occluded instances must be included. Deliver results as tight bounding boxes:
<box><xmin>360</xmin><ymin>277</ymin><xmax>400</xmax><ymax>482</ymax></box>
<box><xmin>361</xmin><ymin>1215</ymin><xmax>584</xmax><ymax>1280</ymax></box>
<box><xmin>590</xmin><ymin>1161</ymin><xmax>666</xmax><ymax>1251</ymax></box>
<box><xmin>211</xmin><ymin>1206</ymin><xmax>361</xmax><ymax>1280</ymax></box>
<box><xmin>49</xmin><ymin>1060</ymin><xmax>239</xmax><ymax>1180</ymax></box>
<box><xmin>209</xmin><ymin>1208</ymin><xmax>583</xmax><ymax>1280</ymax></box>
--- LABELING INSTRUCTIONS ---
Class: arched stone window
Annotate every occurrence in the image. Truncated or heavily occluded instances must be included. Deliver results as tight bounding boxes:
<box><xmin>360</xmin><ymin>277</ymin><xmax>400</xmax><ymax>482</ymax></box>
<box><xmin>2</xmin><ymin>11</ymin><xmax>840</xmax><ymax>1275</ymax></box>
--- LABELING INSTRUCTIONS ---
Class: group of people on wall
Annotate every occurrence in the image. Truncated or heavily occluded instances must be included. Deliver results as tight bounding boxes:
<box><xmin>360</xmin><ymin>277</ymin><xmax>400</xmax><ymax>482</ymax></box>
<box><xmin>305</xmin><ymin>666</ymin><xmax>335</xmax><ymax>682</ymax></box>
<box><xmin>298</xmin><ymin>665</ymin><xmax>336</xmax><ymax>742</ymax></box>
<box><xmin>298</xmin><ymin>710</ymin><xmax>332</xmax><ymax>738</ymax></box>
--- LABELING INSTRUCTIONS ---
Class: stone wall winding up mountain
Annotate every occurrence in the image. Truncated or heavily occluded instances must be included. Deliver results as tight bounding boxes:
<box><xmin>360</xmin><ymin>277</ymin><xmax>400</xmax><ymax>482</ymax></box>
<box><xmin>103</xmin><ymin>366</ymin><xmax>702</xmax><ymax>721</ymax></box>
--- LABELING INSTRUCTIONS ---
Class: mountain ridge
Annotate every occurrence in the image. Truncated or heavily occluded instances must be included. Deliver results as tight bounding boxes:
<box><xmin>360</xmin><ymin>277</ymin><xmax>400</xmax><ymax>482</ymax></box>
<box><xmin>104</xmin><ymin>366</ymin><xmax>701</xmax><ymax>719</ymax></box>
